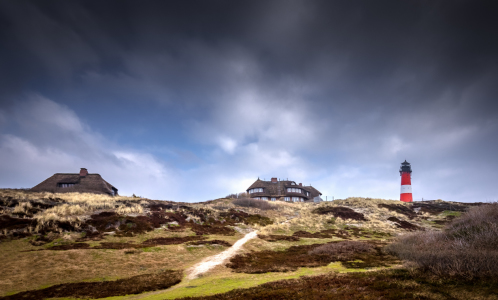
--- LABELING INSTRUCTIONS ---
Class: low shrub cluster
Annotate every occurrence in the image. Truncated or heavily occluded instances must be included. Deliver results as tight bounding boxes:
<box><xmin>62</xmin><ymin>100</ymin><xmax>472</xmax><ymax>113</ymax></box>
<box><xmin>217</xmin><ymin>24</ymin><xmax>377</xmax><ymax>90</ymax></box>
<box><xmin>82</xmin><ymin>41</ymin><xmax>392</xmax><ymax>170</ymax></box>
<box><xmin>388</xmin><ymin>202</ymin><xmax>498</xmax><ymax>278</ymax></box>
<box><xmin>312</xmin><ymin>206</ymin><xmax>367</xmax><ymax>221</ymax></box>
<box><xmin>378</xmin><ymin>203</ymin><xmax>417</xmax><ymax>219</ymax></box>
<box><xmin>257</xmin><ymin>234</ymin><xmax>300</xmax><ymax>242</ymax></box>
<box><xmin>227</xmin><ymin>241</ymin><xmax>396</xmax><ymax>273</ymax></box>
<box><xmin>232</xmin><ymin>198</ymin><xmax>277</xmax><ymax>211</ymax></box>
<box><xmin>308</xmin><ymin>240</ymin><xmax>374</xmax><ymax>256</ymax></box>
<box><xmin>187</xmin><ymin>239</ymin><xmax>232</xmax><ymax>247</ymax></box>
<box><xmin>39</xmin><ymin>236</ymin><xmax>210</xmax><ymax>251</ymax></box>
<box><xmin>180</xmin><ymin>269</ymin><xmax>498</xmax><ymax>300</ymax></box>
<box><xmin>387</xmin><ymin>217</ymin><xmax>422</xmax><ymax>231</ymax></box>
<box><xmin>0</xmin><ymin>270</ymin><xmax>182</xmax><ymax>300</ymax></box>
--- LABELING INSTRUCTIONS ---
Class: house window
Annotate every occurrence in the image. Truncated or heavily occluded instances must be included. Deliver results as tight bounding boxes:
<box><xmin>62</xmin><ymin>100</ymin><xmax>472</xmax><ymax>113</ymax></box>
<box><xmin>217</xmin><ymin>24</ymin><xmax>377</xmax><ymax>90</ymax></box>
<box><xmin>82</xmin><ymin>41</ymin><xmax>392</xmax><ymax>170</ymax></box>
<box><xmin>292</xmin><ymin>197</ymin><xmax>299</xmax><ymax>202</ymax></box>
<box><xmin>255</xmin><ymin>197</ymin><xmax>260</xmax><ymax>200</ymax></box>
<box><xmin>271</xmin><ymin>197</ymin><xmax>276</xmax><ymax>201</ymax></box>
<box><xmin>58</xmin><ymin>183</ymin><xmax>75</xmax><ymax>188</ymax></box>
<box><xmin>262</xmin><ymin>197</ymin><xmax>268</xmax><ymax>200</ymax></box>
<box><xmin>284</xmin><ymin>197</ymin><xmax>290</xmax><ymax>201</ymax></box>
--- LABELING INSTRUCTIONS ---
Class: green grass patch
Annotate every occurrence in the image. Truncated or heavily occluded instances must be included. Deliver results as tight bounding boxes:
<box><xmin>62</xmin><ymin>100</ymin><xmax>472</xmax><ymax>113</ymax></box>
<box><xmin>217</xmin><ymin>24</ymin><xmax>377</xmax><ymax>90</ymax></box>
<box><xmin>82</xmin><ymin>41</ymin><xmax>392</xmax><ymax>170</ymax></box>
<box><xmin>441</xmin><ymin>210</ymin><xmax>462</xmax><ymax>217</ymax></box>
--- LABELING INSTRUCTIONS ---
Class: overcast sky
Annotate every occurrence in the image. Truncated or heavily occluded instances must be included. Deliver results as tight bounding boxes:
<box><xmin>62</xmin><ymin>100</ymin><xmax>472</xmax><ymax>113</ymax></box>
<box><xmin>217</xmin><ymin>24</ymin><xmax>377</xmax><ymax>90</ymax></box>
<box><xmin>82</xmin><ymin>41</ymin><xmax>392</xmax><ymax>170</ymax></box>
<box><xmin>0</xmin><ymin>1</ymin><xmax>497</xmax><ymax>202</ymax></box>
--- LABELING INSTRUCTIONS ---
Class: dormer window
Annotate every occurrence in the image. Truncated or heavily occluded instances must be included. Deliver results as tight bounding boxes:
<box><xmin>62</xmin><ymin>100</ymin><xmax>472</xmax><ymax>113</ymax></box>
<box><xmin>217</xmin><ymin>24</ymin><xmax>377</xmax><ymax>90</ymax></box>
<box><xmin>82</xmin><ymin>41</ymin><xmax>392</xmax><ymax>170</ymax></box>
<box><xmin>287</xmin><ymin>188</ymin><xmax>301</xmax><ymax>193</ymax></box>
<box><xmin>249</xmin><ymin>188</ymin><xmax>263</xmax><ymax>193</ymax></box>
<box><xmin>58</xmin><ymin>183</ymin><xmax>75</xmax><ymax>188</ymax></box>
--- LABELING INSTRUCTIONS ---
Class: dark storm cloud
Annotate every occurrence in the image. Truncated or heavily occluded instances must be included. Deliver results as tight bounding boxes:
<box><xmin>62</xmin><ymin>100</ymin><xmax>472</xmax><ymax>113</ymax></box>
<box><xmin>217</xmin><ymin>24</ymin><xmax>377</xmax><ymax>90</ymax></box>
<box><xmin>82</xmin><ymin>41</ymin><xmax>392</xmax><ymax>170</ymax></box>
<box><xmin>2</xmin><ymin>0</ymin><xmax>496</xmax><ymax>116</ymax></box>
<box><xmin>0</xmin><ymin>0</ymin><xmax>497</xmax><ymax>201</ymax></box>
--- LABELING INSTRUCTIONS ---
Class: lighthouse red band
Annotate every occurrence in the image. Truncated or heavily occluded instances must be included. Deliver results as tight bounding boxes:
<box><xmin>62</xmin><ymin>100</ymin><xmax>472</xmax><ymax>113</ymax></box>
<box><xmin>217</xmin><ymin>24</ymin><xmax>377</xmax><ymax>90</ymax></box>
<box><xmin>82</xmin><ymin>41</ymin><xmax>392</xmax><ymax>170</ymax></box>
<box><xmin>399</xmin><ymin>160</ymin><xmax>413</xmax><ymax>202</ymax></box>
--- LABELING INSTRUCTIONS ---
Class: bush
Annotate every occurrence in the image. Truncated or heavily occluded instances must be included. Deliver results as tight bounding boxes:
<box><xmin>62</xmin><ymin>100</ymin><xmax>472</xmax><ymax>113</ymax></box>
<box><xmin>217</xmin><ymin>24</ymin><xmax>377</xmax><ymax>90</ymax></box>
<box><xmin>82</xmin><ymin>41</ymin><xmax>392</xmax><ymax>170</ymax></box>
<box><xmin>312</xmin><ymin>206</ymin><xmax>367</xmax><ymax>221</ymax></box>
<box><xmin>388</xmin><ymin>202</ymin><xmax>498</xmax><ymax>278</ymax></box>
<box><xmin>232</xmin><ymin>198</ymin><xmax>277</xmax><ymax>211</ymax></box>
<box><xmin>309</xmin><ymin>241</ymin><xmax>374</xmax><ymax>256</ymax></box>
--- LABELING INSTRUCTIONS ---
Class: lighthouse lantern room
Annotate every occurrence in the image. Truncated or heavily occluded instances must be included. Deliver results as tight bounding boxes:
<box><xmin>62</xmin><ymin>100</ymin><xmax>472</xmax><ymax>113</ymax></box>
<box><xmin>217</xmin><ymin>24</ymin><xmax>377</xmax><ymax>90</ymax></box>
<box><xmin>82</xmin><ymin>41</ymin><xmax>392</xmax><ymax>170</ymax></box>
<box><xmin>399</xmin><ymin>160</ymin><xmax>413</xmax><ymax>202</ymax></box>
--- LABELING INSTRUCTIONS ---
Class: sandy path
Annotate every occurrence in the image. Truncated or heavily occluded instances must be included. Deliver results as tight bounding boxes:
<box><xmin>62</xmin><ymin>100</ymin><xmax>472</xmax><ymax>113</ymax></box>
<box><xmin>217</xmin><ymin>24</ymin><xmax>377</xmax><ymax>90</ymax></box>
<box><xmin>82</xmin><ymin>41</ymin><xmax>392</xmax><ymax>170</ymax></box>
<box><xmin>187</xmin><ymin>231</ymin><xmax>258</xmax><ymax>279</ymax></box>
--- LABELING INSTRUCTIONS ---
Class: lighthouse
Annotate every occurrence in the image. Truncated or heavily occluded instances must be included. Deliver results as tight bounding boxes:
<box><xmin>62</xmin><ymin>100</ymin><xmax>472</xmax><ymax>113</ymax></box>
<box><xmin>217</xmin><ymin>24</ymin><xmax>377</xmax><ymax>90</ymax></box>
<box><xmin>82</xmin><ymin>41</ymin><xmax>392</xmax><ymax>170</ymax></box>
<box><xmin>399</xmin><ymin>160</ymin><xmax>413</xmax><ymax>202</ymax></box>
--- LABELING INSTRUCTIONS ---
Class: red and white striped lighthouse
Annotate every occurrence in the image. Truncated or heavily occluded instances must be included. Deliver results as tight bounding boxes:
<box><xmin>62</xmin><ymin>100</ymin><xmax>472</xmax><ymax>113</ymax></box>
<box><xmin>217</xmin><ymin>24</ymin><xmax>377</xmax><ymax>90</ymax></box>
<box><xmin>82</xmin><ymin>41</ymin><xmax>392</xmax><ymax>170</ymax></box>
<box><xmin>399</xmin><ymin>160</ymin><xmax>413</xmax><ymax>202</ymax></box>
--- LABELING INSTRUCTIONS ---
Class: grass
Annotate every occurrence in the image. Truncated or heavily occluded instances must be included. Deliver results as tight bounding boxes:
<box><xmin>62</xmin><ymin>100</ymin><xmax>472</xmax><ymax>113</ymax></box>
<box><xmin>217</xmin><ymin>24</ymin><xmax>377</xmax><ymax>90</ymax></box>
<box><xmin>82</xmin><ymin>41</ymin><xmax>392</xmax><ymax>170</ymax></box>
<box><xmin>1</xmin><ymin>192</ymin><xmax>487</xmax><ymax>299</ymax></box>
<box><xmin>104</xmin><ymin>260</ymin><xmax>380</xmax><ymax>300</ymax></box>
<box><xmin>174</xmin><ymin>268</ymin><xmax>498</xmax><ymax>300</ymax></box>
<box><xmin>0</xmin><ymin>270</ymin><xmax>182</xmax><ymax>300</ymax></box>
<box><xmin>441</xmin><ymin>210</ymin><xmax>462</xmax><ymax>217</ymax></box>
<box><xmin>0</xmin><ymin>229</ymin><xmax>242</xmax><ymax>296</ymax></box>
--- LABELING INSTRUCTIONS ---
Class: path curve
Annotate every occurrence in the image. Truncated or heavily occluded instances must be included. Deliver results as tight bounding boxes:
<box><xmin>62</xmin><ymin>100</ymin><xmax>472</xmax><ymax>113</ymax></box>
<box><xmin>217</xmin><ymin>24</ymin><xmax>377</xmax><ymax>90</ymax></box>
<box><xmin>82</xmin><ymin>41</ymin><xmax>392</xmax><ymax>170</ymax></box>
<box><xmin>187</xmin><ymin>231</ymin><xmax>258</xmax><ymax>279</ymax></box>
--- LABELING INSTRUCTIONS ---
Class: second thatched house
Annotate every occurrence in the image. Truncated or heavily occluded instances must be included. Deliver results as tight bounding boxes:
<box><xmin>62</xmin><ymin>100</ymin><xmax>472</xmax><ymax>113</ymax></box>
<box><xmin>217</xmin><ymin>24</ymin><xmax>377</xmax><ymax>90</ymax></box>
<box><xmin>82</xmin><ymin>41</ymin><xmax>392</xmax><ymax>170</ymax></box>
<box><xmin>31</xmin><ymin>168</ymin><xmax>118</xmax><ymax>196</ymax></box>
<box><xmin>246</xmin><ymin>177</ymin><xmax>322</xmax><ymax>203</ymax></box>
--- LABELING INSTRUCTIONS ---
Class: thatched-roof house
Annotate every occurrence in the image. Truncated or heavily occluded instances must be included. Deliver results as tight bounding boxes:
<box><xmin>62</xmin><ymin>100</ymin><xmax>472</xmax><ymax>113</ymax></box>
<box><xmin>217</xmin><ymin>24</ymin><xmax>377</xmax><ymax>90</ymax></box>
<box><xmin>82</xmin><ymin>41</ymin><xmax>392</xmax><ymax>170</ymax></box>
<box><xmin>31</xmin><ymin>168</ymin><xmax>118</xmax><ymax>196</ymax></box>
<box><xmin>246</xmin><ymin>177</ymin><xmax>322</xmax><ymax>203</ymax></box>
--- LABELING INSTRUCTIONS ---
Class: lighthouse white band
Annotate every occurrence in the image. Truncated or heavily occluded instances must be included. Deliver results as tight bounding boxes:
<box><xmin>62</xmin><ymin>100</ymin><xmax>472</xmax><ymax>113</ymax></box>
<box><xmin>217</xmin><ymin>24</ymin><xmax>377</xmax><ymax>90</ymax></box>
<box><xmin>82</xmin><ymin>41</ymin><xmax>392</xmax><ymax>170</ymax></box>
<box><xmin>400</xmin><ymin>185</ymin><xmax>412</xmax><ymax>194</ymax></box>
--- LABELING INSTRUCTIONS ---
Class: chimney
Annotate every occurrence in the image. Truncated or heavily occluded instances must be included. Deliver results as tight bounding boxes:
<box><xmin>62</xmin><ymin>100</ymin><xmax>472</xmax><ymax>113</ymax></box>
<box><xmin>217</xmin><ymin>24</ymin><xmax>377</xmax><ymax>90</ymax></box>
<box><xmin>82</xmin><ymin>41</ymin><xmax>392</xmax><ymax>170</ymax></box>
<box><xmin>271</xmin><ymin>177</ymin><xmax>278</xmax><ymax>183</ymax></box>
<box><xmin>299</xmin><ymin>183</ymin><xmax>302</xmax><ymax>186</ymax></box>
<box><xmin>79</xmin><ymin>168</ymin><xmax>88</xmax><ymax>177</ymax></box>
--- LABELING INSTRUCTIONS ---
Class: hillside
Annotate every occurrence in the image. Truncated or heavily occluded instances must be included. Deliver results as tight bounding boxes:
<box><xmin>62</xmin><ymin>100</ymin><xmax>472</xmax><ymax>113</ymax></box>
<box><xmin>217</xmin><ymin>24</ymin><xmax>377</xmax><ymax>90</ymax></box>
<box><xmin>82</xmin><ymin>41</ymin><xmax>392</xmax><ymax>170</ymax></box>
<box><xmin>0</xmin><ymin>189</ymin><xmax>495</xmax><ymax>300</ymax></box>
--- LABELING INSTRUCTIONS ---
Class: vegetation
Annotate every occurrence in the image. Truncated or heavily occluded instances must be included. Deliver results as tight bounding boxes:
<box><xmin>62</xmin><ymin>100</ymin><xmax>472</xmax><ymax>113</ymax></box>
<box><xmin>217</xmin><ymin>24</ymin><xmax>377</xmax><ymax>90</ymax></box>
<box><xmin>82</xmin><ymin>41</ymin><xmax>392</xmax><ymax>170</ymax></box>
<box><xmin>1</xmin><ymin>190</ymin><xmax>492</xmax><ymax>299</ymax></box>
<box><xmin>227</xmin><ymin>240</ymin><xmax>397</xmax><ymax>273</ymax></box>
<box><xmin>0</xmin><ymin>269</ymin><xmax>182</xmax><ymax>300</ymax></box>
<box><xmin>388</xmin><ymin>202</ymin><xmax>498</xmax><ymax>278</ymax></box>
<box><xmin>232</xmin><ymin>198</ymin><xmax>277</xmax><ymax>210</ymax></box>
<box><xmin>179</xmin><ymin>269</ymin><xmax>498</xmax><ymax>300</ymax></box>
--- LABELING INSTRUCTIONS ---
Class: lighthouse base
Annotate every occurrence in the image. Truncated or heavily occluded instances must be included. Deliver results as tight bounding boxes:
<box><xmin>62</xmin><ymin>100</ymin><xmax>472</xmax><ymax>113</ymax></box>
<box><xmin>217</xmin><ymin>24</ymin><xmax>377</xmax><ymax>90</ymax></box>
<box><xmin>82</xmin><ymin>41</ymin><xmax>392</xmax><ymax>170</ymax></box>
<box><xmin>400</xmin><ymin>193</ymin><xmax>413</xmax><ymax>202</ymax></box>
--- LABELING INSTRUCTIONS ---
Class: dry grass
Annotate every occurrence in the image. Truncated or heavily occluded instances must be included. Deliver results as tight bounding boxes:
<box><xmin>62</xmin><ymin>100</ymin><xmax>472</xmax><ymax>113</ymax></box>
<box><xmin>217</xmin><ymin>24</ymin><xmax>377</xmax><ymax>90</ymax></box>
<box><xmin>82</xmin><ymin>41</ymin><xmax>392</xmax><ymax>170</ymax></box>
<box><xmin>12</xmin><ymin>202</ymin><xmax>33</xmax><ymax>215</ymax></box>
<box><xmin>116</xmin><ymin>204</ymin><xmax>144</xmax><ymax>215</ymax></box>
<box><xmin>0</xmin><ymin>189</ymin><xmax>142</xmax><ymax>210</ymax></box>
<box><xmin>315</xmin><ymin>197</ymin><xmax>431</xmax><ymax>232</ymax></box>
<box><xmin>1</xmin><ymin>190</ymin><xmax>148</xmax><ymax>233</ymax></box>
<box><xmin>33</xmin><ymin>204</ymin><xmax>87</xmax><ymax>232</ymax></box>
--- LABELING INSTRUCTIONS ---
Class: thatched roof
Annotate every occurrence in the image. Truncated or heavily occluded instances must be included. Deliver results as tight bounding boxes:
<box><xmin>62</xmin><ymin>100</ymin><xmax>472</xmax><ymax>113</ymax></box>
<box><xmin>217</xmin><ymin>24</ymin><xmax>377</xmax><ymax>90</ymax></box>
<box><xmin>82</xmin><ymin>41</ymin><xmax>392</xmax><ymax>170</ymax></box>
<box><xmin>31</xmin><ymin>169</ymin><xmax>118</xmax><ymax>196</ymax></box>
<box><xmin>246</xmin><ymin>178</ymin><xmax>321</xmax><ymax>200</ymax></box>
